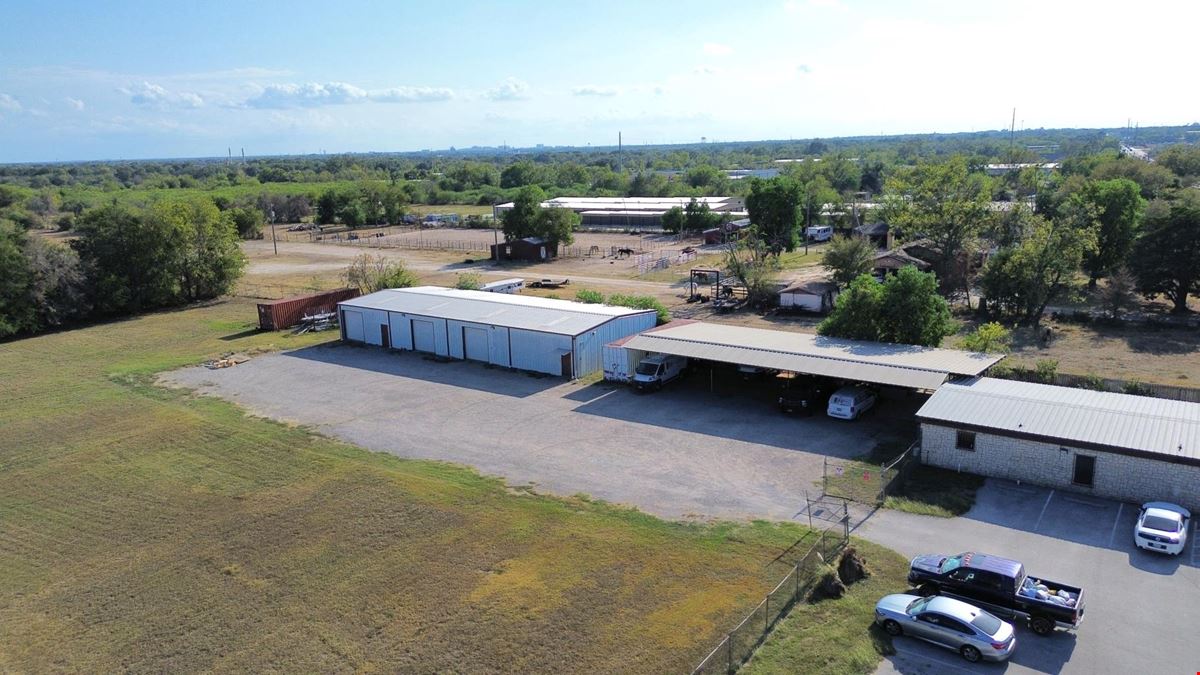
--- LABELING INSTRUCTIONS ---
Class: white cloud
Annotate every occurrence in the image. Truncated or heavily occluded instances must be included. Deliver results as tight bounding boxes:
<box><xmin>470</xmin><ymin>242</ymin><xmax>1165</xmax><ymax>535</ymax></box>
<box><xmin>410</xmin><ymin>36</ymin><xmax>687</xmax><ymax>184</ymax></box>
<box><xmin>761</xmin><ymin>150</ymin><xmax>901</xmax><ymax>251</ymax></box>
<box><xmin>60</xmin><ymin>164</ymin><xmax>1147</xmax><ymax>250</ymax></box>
<box><xmin>797</xmin><ymin>64</ymin><xmax>813</xmax><ymax>74</ymax></box>
<box><xmin>572</xmin><ymin>84</ymin><xmax>619</xmax><ymax>97</ymax></box>
<box><xmin>784</xmin><ymin>0</ymin><xmax>845</xmax><ymax>12</ymax></box>
<box><xmin>702</xmin><ymin>42</ymin><xmax>734</xmax><ymax>56</ymax></box>
<box><xmin>123</xmin><ymin>81</ymin><xmax>204</xmax><ymax>109</ymax></box>
<box><xmin>694</xmin><ymin>66</ymin><xmax>718</xmax><ymax>76</ymax></box>
<box><xmin>243</xmin><ymin>82</ymin><xmax>453</xmax><ymax>108</ymax></box>
<box><xmin>483</xmin><ymin>77</ymin><xmax>530</xmax><ymax>102</ymax></box>
<box><xmin>0</xmin><ymin>93</ymin><xmax>22</xmax><ymax>112</ymax></box>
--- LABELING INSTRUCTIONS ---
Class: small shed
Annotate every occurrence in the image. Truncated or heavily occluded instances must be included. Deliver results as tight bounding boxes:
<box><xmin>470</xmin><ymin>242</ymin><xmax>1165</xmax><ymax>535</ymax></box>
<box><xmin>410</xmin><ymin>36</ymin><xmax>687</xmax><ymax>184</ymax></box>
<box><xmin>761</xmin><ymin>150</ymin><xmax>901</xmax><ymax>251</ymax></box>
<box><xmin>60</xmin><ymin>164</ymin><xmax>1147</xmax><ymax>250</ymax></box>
<box><xmin>257</xmin><ymin>288</ymin><xmax>360</xmax><ymax>331</ymax></box>
<box><xmin>873</xmin><ymin>248</ymin><xmax>931</xmax><ymax>278</ymax></box>
<box><xmin>703</xmin><ymin>218</ymin><xmax>751</xmax><ymax>245</ymax></box>
<box><xmin>490</xmin><ymin>237</ymin><xmax>555</xmax><ymax>262</ymax></box>
<box><xmin>779</xmin><ymin>280</ymin><xmax>839</xmax><ymax>313</ymax></box>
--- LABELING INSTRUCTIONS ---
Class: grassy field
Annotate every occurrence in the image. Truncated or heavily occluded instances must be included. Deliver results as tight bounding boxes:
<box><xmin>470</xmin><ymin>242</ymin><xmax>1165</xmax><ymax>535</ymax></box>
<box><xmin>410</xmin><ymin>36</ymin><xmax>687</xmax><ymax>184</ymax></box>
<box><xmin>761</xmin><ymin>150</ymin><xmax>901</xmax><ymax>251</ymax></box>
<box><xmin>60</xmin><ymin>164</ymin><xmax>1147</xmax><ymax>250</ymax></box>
<box><xmin>0</xmin><ymin>298</ymin><xmax>853</xmax><ymax>673</ymax></box>
<box><xmin>743</xmin><ymin>539</ymin><xmax>909</xmax><ymax>675</ymax></box>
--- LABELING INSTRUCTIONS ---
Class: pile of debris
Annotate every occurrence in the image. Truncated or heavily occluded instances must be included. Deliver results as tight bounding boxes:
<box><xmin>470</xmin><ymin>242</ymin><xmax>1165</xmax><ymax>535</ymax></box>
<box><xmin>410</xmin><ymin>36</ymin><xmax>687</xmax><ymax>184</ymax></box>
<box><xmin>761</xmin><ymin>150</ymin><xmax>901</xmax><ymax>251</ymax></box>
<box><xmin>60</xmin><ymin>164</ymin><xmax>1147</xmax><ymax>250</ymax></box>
<box><xmin>204</xmin><ymin>353</ymin><xmax>250</xmax><ymax>370</ymax></box>
<box><xmin>292</xmin><ymin>311</ymin><xmax>339</xmax><ymax>335</ymax></box>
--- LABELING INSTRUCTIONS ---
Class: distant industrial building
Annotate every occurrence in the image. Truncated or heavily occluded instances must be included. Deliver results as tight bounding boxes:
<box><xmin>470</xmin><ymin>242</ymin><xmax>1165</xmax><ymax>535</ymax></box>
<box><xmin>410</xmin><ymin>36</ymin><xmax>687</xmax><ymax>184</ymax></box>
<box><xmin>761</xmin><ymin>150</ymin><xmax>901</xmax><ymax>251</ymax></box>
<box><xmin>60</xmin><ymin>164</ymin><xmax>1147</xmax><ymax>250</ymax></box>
<box><xmin>918</xmin><ymin>377</ymin><xmax>1200</xmax><ymax>511</ymax></box>
<box><xmin>983</xmin><ymin>163</ymin><xmax>1060</xmax><ymax>176</ymax></box>
<box><xmin>338</xmin><ymin>287</ymin><xmax>657</xmax><ymax>378</ymax></box>
<box><xmin>494</xmin><ymin>196</ymin><xmax>746</xmax><ymax>230</ymax></box>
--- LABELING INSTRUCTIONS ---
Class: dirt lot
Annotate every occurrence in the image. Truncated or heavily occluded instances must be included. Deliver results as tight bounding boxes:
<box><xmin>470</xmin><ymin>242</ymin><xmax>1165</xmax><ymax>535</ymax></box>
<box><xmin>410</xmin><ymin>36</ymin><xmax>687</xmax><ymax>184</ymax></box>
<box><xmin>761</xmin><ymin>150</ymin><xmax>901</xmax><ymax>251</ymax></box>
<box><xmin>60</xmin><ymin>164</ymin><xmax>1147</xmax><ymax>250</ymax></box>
<box><xmin>163</xmin><ymin>344</ymin><xmax>918</xmax><ymax>522</ymax></box>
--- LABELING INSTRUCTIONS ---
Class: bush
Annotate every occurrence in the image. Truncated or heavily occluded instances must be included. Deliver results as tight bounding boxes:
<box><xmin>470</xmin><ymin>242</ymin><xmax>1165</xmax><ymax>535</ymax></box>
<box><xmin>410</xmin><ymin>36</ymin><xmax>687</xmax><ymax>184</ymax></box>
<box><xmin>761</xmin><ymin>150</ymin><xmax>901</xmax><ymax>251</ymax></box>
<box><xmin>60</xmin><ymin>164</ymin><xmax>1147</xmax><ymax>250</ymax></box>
<box><xmin>574</xmin><ymin>289</ymin><xmax>604</xmax><ymax>304</ymax></box>
<box><xmin>1034</xmin><ymin>359</ymin><xmax>1059</xmax><ymax>384</ymax></box>
<box><xmin>455</xmin><ymin>272</ymin><xmax>481</xmax><ymax>290</ymax></box>
<box><xmin>1079</xmin><ymin>373</ymin><xmax>1107</xmax><ymax>391</ymax></box>
<box><xmin>1122</xmin><ymin>379</ymin><xmax>1154</xmax><ymax>396</ymax></box>
<box><xmin>607</xmin><ymin>293</ymin><xmax>670</xmax><ymax>325</ymax></box>
<box><xmin>961</xmin><ymin>322</ymin><xmax>1012</xmax><ymax>353</ymax></box>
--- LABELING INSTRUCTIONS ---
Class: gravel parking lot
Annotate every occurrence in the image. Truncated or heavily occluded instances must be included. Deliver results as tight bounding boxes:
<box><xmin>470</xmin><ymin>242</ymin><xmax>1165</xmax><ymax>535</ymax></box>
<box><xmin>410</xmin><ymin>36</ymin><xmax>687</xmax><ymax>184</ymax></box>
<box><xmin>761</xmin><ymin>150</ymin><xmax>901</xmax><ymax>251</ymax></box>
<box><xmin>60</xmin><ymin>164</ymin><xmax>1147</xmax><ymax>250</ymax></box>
<box><xmin>164</xmin><ymin>343</ymin><xmax>910</xmax><ymax>521</ymax></box>
<box><xmin>862</xmin><ymin>480</ymin><xmax>1199</xmax><ymax>675</ymax></box>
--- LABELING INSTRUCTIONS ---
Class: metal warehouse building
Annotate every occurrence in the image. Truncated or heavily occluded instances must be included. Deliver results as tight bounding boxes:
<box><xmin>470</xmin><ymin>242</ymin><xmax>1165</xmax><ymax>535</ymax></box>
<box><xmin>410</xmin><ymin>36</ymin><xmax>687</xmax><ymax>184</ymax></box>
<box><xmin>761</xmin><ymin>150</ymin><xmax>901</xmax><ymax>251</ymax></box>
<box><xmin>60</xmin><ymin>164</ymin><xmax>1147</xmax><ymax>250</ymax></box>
<box><xmin>338</xmin><ymin>287</ymin><xmax>658</xmax><ymax>378</ymax></box>
<box><xmin>918</xmin><ymin>377</ymin><xmax>1200</xmax><ymax>511</ymax></box>
<box><xmin>603</xmin><ymin>321</ymin><xmax>1002</xmax><ymax>389</ymax></box>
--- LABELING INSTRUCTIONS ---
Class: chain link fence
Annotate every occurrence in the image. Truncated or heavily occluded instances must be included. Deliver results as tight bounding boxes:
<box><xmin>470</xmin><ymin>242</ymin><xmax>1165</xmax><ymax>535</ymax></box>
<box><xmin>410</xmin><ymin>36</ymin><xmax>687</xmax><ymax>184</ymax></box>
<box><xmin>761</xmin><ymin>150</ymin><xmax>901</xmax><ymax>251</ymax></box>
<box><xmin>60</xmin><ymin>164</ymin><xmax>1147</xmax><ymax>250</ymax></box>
<box><xmin>691</xmin><ymin>521</ymin><xmax>849</xmax><ymax>675</ymax></box>
<box><xmin>822</xmin><ymin>442</ymin><xmax>920</xmax><ymax>506</ymax></box>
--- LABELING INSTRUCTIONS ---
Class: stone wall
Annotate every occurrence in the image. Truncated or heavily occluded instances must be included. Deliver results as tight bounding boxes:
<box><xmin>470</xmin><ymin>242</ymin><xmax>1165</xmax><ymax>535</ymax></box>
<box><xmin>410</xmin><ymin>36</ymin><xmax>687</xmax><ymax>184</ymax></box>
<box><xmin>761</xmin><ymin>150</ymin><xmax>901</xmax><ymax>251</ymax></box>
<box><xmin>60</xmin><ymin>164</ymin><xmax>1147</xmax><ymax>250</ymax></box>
<box><xmin>921</xmin><ymin>424</ymin><xmax>1200</xmax><ymax>512</ymax></box>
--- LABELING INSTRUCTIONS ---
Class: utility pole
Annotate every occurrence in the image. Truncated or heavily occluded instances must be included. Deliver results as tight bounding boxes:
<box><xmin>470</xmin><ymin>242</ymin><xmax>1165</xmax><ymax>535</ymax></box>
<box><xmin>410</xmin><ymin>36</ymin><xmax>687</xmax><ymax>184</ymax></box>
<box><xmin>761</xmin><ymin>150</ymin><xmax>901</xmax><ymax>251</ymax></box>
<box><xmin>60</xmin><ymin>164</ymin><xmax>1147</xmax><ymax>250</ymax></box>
<box><xmin>270</xmin><ymin>209</ymin><xmax>277</xmax><ymax>256</ymax></box>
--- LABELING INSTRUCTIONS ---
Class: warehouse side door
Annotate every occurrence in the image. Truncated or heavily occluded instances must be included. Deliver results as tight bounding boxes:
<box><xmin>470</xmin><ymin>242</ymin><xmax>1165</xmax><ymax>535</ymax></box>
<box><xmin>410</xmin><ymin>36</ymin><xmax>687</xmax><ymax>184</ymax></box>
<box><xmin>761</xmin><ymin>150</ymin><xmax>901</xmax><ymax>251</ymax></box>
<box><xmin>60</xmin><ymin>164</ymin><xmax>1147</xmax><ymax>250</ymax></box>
<box><xmin>463</xmin><ymin>326</ymin><xmax>489</xmax><ymax>362</ymax></box>
<box><xmin>412</xmin><ymin>320</ymin><xmax>436</xmax><ymax>353</ymax></box>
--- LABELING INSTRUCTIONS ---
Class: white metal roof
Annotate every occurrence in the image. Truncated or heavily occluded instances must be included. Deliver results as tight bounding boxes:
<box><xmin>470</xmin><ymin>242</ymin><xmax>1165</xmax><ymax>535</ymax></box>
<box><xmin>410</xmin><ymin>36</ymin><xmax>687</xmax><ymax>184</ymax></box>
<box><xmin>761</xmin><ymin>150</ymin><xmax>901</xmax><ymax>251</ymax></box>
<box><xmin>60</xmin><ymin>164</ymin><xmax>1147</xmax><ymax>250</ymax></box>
<box><xmin>619</xmin><ymin>321</ymin><xmax>1001</xmax><ymax>390</ymax></box>
<box><xmin>495</xmin><ymin>196</ymin><xmax>742</xmax><ymax>213</ymax></box>
<box><xmin>918</xmin><ymin>377</ymin><xmax>1200</xmax><ymax>463</ymax></box>
<box><xmin>339</xmin><ymin>286</ymin><xmax>654</xmax><ymax>336</ymax></box>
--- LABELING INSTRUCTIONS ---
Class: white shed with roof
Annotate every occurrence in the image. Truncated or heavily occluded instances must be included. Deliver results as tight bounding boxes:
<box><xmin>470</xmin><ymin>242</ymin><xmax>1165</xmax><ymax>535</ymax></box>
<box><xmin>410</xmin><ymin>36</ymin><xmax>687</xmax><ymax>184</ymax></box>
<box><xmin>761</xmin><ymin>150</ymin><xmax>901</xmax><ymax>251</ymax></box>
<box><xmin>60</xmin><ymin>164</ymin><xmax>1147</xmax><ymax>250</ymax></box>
<box><xmin>338</xmin><ymin>286</ymin><xmax>657</xmax><ymax>378</ymax></box>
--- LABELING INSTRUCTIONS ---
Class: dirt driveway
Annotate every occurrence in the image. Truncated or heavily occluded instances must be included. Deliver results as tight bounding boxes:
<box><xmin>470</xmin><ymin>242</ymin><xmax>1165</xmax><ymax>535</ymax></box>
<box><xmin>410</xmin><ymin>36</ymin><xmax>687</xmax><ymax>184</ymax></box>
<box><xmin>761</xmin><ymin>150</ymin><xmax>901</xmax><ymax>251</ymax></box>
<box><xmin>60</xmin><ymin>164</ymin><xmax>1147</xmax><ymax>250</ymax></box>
<box><xmin>163</xmin><ymin>343</ymin><xmax>906</xmax><ymax>522</ymax></box>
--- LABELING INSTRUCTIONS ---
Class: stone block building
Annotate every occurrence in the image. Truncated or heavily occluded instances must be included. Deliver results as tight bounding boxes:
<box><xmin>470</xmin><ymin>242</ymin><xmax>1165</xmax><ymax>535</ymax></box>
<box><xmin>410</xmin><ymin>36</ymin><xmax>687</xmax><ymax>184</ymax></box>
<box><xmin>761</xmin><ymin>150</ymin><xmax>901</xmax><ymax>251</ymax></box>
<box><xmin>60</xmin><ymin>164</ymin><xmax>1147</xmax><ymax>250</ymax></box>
<box><xmin>917</xmin><ymin>377</ymin><xmax>1200</xmax><ymax>512</ymax></box>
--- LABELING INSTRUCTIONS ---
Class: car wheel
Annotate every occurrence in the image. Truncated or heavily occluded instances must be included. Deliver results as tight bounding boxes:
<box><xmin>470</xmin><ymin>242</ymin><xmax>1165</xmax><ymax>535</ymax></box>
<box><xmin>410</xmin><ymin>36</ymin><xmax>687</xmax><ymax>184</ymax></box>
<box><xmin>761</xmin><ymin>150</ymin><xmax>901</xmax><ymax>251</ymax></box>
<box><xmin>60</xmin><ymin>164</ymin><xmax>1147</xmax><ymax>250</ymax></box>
<box><xmin>960</xmin><ymin>645</ymin><xmax>982</xmax><ymax>663</ymax></box>
<box><xmin>882</xmin><ymin>620</ymin><xmax>902</xmax><ymax>636</ymax></box>
<box><xmin>918</xmin><ymin>583</ymin><xmax>938</xmax><ymax>597</ymax></box>
<box><xmin>1030</xmin><ymin>616</ymin><xmax>1054</xmax><ymax>636</ymax></box>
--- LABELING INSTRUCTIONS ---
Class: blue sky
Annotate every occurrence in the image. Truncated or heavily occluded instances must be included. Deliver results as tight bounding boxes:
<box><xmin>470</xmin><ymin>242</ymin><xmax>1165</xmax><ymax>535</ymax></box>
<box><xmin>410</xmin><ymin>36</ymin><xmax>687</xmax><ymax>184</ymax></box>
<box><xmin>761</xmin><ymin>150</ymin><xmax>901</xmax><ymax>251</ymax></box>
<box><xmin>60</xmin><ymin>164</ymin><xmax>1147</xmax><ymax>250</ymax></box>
<box><xmin>1</xmin><ymin>0</ymin><xmax>1196</xmax><ymax>163</ymax></box>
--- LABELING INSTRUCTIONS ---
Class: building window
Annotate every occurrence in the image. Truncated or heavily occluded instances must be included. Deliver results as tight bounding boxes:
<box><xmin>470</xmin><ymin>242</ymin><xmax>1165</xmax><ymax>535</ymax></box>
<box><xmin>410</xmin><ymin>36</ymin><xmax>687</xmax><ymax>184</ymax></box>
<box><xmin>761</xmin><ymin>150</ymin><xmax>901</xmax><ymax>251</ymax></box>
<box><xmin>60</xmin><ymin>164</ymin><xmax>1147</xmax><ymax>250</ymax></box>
<box><xmin>955</xmin><ymin>430</ymin><xmax>976</xmax><ymax>451</ymax></box>
<box><xmin>1072</xmin><ymin>454</ymin><xmax>1095</xmax><ymax>487</ymax></box>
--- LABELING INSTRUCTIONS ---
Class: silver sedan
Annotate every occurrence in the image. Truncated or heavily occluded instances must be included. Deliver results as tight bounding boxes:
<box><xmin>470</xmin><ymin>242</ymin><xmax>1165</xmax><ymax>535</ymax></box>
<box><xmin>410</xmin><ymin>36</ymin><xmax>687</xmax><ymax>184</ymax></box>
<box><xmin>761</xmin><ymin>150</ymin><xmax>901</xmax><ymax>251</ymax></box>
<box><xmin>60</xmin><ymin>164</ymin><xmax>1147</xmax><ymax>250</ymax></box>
<box><xmin>875</xmin><ymin>593</ymin><xmax>1016</xmax><ymax>663</ymax></box>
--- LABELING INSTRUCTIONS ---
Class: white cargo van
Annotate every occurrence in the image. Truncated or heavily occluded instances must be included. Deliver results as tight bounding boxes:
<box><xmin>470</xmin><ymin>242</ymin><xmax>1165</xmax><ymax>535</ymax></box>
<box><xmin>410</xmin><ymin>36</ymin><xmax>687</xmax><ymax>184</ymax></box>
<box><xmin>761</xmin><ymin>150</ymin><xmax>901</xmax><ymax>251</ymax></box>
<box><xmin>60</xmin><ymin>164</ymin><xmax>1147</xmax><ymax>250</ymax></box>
<box><xmin>633</xmin><ymin>353</ymin><xmax>688</xmax><ymax>391</ymax></box>
<box><xmin>806</xmin><ymin>225</ymin><xmax>833</xmax><ymax>242</ymax></box>
<box><xmin>827</xmin><ymin>385</ymin><xmax>877</xmax><ymax>420</ymax></box>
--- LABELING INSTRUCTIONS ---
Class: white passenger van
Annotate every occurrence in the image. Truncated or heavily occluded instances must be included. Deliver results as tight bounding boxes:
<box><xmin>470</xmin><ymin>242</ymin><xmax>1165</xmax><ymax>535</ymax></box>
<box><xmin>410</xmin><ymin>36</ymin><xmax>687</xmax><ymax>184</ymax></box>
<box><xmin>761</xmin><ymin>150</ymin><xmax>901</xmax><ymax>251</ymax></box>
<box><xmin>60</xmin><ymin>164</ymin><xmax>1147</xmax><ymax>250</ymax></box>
<box><xmin>633</xmin><ymin>353</ymin><xmax>688</xmax><ymax>392</ymax></box>
<box><xmin>827</xmin><ymin>385</ymin><xmax>878</xmax><ymax>420</ymax></box>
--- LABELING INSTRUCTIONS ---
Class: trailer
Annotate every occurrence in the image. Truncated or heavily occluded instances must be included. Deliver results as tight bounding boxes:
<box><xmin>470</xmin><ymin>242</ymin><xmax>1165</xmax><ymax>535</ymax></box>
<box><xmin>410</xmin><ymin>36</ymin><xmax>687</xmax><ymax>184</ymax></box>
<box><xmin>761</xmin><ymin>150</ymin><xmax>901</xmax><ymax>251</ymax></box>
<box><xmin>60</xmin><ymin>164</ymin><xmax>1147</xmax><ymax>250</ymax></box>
<box><xmin>480</xmin><ymin>278</ymin><xmax>525</xmax><ymax>294</ymax></box>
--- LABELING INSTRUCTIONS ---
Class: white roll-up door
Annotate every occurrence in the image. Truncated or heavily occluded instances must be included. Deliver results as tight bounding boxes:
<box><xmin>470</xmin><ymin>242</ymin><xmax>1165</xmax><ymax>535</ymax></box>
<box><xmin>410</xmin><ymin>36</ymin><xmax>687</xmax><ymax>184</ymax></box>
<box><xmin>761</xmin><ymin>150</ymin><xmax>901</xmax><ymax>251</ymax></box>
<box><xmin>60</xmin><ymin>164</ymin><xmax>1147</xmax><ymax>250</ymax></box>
<box><xmin>412</xmin><ymin>320</ymin><xmax>436</xmax><ymax>353</ymax></box>
<box><xmin>343</xmin><ymin>310</ymin><xmax>365</xmax><ymax>342</ymax></box>
<box><xmin>463</xmin><ymin>326</ymin><xmax>489</xmax><ymax>361</ymax></box>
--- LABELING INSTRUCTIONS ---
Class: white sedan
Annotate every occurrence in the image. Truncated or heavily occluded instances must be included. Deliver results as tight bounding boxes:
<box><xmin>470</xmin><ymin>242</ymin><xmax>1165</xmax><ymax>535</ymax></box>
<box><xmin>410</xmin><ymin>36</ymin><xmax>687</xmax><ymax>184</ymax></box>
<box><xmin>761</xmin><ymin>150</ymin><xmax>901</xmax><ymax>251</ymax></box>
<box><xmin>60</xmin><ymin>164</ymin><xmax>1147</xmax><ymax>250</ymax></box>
<box><xmin>1134</xmin><ymin>502</ymin><xmax>1191</xmax><ymax>555</ymax></box>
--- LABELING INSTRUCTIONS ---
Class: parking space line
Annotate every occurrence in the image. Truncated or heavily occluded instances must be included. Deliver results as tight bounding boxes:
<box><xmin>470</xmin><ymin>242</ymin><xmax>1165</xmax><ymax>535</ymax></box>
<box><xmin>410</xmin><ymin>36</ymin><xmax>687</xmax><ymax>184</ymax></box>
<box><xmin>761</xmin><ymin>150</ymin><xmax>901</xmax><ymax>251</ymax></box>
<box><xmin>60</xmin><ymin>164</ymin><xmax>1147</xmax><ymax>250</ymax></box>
<box><xmin>1108</xmin><ymin>502</ymin><xmax>1124</xmax><ymax>548</ymax></box>
<box><xmin>1191</xmin><ymin>517</ymin><xmax>1198</xmax><ymax>566</ymax></box>
<box><xmin>1033</xmin><ymin>489</ymin><xmax>1055</xmax><ymax>532</ymax></box>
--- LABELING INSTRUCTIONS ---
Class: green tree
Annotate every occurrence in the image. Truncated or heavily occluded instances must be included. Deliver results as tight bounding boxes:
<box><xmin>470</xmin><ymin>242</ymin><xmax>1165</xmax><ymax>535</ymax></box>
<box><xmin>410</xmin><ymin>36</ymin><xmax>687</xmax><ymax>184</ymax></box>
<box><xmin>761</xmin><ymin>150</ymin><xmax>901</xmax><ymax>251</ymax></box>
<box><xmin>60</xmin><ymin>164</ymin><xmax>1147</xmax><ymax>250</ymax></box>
<box><xmin>1091</xmin><ymin>156</ymin><xmax>1177</xmax><ymax>199</ymax></box>
<box><xmin>73</xmin><ymin>204</ymin><xmax>182</xmax><ymax>314</ymax></box>
<box><xmin>501</xmin><ymin>185</ymin><xmax>546</xmax><ymax>241</ymax></box>
<box><xmin>821</xmin><ymin>235</ymin><xmax>876</xmax><ymax>288</ymax></box>
<box><xmin>1128</xmin><ymin>195</ymin><xmax>1200</xmax><ymax>314</ymax></box>
<box><xmin>1076</xmin><ymin>178</ymin><xmax>1145</xmax><ymax>287</ymax></box>
<box><xmin>882</xmin><ymin>156</ymin><xmax>993</xmax><ymax>299</ymax></box>
<box><xmin>683</xmin><ymin>164</ymin><xmax>727</xmax><ymax>192</ymax></box>
<box><xmin>817</xmin><ymin>274</ymin><xmax>883</xmax><ymax>342</ymax></box>
<box><xmin>150</xmin><ymin>198</ymin><xmax>246</xmax><ymax>303</ymax></box>
<box><xmin>316</xmin><ymin>189</ymin><xmax>341</xmax><ymax>225</ymax></box>
<box><xmin>533</xmin><ymin>206</ymin><xmax>579</xmax><ymax>248</ymax></box>
<box><xmin>0</xmin><ymin>222</ymin><xmax>35</xmax><ymax>337</ymax></box>
<box><xmin>877</xmin><ymin>266</ymin><xmax>956</xmax><ymax>346</ymax></box>
<box><xmin>683</xmin><ymin>198</ymin><xmax>722</xmax><ymax>232</ymax></box>
<box><xmin>1157</xmin><ymin>144</ymin><xmax>1200</xmax><ymax>181</ymax></box>
<box><xmin>228</xmin><ymin>206</ymin><xmax>264</xmax><ymax>240</ymax></box>
<box><xmin>23</xmin><ymin>235</ymin><xmax>89</xmax><ymax>329</ymax></box>
<box><xmin>627</xmin><ymin>171</ymin><xmax>670</xmax><ymax>197</ymax></box>
<box><xmin>745</xmin><ymin>177</ymin><xmax>802</xmax><ymax>254</ymax></box>
<box><xmin>500</xmin><ymin>161</ymin><xmax>544</xmax><ymax>189</ymax></box>
<box><xmin>961</xmin><ymin>322</ymin><xmax>1012</xmax><ymax>353</ymax></box>
<box><xmin>1094</xmin><ymin>266</ymin><xmax>1139</xmax><ymax>319</ymax></box>
<box><xmin>661</xmin><ymin>206</ymin><xmax>686</xmax><ymax>234</ymax></box>
<box><xmin>723</xmin><ymin>227</ymin><xmax>780</xmax><ymax>308</ymax></box>
<box><xmin>978</xmin><ymin>212</ymin><xmax>1095</xmax><ymax>324</ymax></box>
<box><xmin>818</xmin><ymin>267</ymin><xmax>954</xmax><ymax>346</ymax></box>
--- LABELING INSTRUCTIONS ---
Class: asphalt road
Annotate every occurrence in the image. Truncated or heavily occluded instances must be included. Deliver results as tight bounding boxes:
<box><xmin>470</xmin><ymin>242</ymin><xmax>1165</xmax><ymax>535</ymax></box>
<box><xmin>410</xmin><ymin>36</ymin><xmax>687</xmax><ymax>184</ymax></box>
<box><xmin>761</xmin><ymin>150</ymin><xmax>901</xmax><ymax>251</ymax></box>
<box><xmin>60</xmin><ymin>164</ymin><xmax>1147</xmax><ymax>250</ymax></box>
<box><xmin>862</xmin><ymin>481</ymin><xmax>1199</xmax><ymax>675</ymax></box>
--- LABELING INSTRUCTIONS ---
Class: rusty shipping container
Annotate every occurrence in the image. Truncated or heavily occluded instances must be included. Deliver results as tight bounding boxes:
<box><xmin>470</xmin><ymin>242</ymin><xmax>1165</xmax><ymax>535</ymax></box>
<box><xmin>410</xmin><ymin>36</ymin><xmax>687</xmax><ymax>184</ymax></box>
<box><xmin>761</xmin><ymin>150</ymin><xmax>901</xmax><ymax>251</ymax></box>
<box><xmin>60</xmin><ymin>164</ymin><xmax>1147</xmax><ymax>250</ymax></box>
<box><xmin>257</xmin><ymin>288</ymin><xmax>360</xmax><ymax>330</ymax></box>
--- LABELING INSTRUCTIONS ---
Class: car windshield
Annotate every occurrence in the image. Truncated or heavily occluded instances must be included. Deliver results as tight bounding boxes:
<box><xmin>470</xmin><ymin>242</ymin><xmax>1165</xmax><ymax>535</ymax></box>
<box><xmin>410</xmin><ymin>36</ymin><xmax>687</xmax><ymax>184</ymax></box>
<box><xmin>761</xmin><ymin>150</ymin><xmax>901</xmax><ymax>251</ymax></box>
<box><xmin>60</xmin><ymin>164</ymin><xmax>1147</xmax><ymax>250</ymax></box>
<box><xmin>940</xmin><ymin>555</ymin><xmax>964</xmax><ymax>573</ymax></box>
<box><xmin>635</xmin><ymin>363</ymin><xmax>660</xmax><ymax>376</ymax></box>
<box><xmin>1143</xmin><ymin>514</ymin><xmax>1181</xmax><ymax>532</ymax></box>
<box><xmin>905</xmin><ymin>597</ymin><xmax>932</xmax><ymax>614</ymax></box>
<box><xmin>970</xmin><ymin>611</ymin><xmax>1003</xmax><ymax>636</ymax></box>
